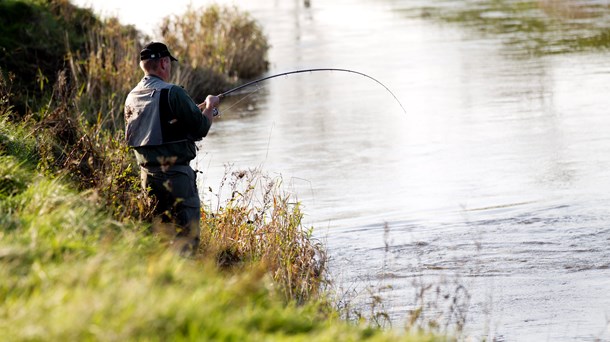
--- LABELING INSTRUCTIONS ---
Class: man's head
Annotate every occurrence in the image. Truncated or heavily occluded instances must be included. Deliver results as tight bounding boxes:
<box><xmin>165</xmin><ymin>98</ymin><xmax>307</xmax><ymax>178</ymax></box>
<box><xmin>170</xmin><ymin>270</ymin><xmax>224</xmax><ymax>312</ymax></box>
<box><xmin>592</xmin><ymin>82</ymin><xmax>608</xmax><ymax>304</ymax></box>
<box><xmin>140</xmin><ymin>42</ymin><xmax>178</xmax><ymax>62</ymax></box>
<box><xmin>139</xmin><ymin>42</ymin><xmax>178</xmax><ymax>81</ymax></box>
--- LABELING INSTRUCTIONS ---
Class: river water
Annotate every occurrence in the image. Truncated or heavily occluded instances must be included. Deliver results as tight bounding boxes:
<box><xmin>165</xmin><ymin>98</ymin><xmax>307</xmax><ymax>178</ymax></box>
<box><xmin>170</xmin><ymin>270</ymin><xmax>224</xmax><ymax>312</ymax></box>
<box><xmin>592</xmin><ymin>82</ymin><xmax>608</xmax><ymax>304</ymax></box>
<box><xmin>78</xmin><ymin>0</ymin><xmax>610</xmax><ymax>340</ymax></box>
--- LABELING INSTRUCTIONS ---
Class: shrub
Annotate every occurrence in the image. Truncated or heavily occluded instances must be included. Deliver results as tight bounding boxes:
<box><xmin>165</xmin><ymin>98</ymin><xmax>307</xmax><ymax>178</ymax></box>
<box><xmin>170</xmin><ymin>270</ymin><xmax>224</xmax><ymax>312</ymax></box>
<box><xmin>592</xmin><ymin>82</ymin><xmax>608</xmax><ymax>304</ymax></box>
<box><xmin>160</xmin><ymin>4</ymin><xmax>270</xmax><ymax>101</ymax></box>
<box><xmin>0</xmin><ymin>0</ymin><xmax>99</xmax><ymax>113</ymax></box>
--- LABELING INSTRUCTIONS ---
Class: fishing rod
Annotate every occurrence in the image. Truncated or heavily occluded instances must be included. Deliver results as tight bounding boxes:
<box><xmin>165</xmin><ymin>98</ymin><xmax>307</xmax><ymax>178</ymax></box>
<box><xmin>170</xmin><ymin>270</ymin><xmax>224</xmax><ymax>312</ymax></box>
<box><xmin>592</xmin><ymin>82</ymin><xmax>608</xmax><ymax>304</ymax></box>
<box><xmin>213</xmin><ymin>68</ymin><xmax>407</xmax><ymax>116</ymax></box>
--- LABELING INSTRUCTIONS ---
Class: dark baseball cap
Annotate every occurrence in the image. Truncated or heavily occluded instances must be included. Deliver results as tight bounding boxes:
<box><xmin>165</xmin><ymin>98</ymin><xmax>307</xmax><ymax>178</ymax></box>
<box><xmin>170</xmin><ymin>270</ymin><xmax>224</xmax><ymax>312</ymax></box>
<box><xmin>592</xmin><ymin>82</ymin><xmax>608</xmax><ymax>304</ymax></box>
<box><xmin>140</xmin><ymin>42</ymin><xmax>178</xmax><ymax>62</ymax></box>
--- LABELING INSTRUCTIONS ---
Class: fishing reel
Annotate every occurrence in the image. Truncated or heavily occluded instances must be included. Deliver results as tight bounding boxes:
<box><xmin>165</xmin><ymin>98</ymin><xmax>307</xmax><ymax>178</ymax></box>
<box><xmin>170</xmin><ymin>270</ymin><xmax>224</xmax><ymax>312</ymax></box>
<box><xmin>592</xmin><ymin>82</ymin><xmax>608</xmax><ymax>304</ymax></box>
<box><xmin>212</xmin><ymin>107</ymin><xmax>220</xmax><ymax>117</ymax></box>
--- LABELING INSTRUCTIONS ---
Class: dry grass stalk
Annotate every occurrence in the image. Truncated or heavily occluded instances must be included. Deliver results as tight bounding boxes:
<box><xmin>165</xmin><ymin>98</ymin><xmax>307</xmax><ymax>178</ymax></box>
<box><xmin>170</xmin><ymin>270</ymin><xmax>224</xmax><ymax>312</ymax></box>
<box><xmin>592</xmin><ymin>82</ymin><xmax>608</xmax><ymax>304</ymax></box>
<box><xmin>200</xmin><ymin>168</ymin><xmax>327</xmax><ymax>303</ymax></box>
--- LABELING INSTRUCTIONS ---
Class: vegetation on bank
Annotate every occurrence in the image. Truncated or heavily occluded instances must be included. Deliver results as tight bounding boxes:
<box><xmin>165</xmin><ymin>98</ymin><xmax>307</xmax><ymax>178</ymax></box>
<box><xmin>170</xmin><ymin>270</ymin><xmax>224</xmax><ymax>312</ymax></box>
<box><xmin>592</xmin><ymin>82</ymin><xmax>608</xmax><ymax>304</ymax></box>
<box><xmin>406</xmin><ymin>0</ymin><xmax>610</xmax><ymax>56</ymax></box>
<box><xmin>0</xmin><ymin>139</ymin><xmax>424</xmax><ymax>341</ymax></box>
<box><xmin>0</xmin><ymin>0</ymin><xmax>444</xmax><ymax>340</ymax></box>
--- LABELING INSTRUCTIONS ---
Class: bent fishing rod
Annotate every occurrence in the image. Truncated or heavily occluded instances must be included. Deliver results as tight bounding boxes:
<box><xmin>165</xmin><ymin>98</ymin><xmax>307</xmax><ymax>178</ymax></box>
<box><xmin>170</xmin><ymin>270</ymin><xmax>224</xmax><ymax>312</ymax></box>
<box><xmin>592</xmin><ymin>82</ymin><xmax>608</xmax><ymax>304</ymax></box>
<box><xmin>213</xmin><ymin>68</ymin><xmax>407</xmax><ymax>116</ymax></box>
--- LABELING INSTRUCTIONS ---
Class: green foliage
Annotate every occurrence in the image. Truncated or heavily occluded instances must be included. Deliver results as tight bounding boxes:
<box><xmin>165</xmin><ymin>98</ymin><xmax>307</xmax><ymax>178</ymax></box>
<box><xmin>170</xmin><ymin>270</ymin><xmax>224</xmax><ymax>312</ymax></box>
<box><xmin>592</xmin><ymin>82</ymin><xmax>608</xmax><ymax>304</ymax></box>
<box><xmin>0</xmin><ymin>117</ymin><xmax>37</xmax><ymax>166</ymax></box>
<box><xmin>0</xmin><ymin>0</ymin><xmax>100</xmax><ymax>112</ymax></box>
<box><xmin>0</xmin><ymin>155</ymin><xmax>30</xmax><ymax>199</ymax></box>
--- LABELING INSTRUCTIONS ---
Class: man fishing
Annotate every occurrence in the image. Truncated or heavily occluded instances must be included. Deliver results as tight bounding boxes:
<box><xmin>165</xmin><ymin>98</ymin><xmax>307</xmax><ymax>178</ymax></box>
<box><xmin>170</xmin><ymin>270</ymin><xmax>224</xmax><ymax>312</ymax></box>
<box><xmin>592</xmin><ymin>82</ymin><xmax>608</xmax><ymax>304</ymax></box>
<box><xmin>124</xmin><ymin>42</ymin><xmax>220</xmax><ymax>255</ymax></box>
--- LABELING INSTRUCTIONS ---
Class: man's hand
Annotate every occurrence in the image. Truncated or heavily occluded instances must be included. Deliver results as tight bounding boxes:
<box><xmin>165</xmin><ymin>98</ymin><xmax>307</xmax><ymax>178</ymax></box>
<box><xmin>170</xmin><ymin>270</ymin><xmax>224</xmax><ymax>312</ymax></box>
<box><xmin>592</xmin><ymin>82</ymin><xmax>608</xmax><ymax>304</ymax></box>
<box><xmin>198</xmin><ymin>95</ymin><xmax>220</xmax><ymax>111</ymax></box>
<box><xmin>198</xmin><ymin>95</ymin><xmax>221</xmax><ymax>120</ymax></box>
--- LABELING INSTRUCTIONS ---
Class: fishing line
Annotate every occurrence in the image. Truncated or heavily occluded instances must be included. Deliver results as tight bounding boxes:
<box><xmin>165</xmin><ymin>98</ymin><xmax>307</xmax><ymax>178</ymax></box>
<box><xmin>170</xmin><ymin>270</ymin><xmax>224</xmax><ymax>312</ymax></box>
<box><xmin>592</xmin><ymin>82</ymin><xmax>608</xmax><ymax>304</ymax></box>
<box><xmin>221</xmin><ymin>87</ymin><xmax>261</xmax><ymax>112</ymax></box>
<box><xmin>216</xmin><ymin>68</ymin><xmax>407</xmax><ymax>115</ymax></box>
<box><xmin>216</xmin><ymin>82</ymin><xmax>270</xmax><ymax>115</ymax></box>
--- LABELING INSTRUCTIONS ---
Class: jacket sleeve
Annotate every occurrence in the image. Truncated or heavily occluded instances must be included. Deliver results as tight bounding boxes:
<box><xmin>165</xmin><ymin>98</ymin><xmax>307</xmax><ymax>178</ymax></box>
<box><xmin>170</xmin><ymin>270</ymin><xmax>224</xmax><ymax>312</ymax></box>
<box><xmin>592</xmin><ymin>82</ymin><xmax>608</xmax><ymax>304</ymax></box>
<box><xmin>168</xmin><ymin>85</ymin><xmax>211</xmax><ymax>140</ymax></box>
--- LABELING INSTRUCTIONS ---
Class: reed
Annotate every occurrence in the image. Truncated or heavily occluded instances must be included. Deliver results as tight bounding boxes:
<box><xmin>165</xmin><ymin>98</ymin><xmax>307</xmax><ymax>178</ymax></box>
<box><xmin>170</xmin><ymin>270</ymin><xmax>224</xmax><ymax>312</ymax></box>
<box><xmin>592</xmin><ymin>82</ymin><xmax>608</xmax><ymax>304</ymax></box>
<box><xmin>66</xmin><ymin>16</ymin><xmax>143</xmax><ymax>130</ymax></box>
<box><xmin>160</xmin><ymin>4</ymin><xmax>270</xmax><ymax>101</ymax></box>
<box><xmin>199</xmin><ymin>168</ymin><xmax>327</xmax><ymax>303</ymax></box>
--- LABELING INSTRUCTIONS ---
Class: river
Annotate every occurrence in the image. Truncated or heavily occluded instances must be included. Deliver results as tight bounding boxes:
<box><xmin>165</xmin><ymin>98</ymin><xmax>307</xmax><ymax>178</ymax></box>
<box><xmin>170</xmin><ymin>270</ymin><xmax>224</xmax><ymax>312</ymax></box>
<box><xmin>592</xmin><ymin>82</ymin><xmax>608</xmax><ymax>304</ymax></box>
<box><xmin>76</xmin><ymin>0</ymin><xmax>610</xmax><ymax>340</ymax></box>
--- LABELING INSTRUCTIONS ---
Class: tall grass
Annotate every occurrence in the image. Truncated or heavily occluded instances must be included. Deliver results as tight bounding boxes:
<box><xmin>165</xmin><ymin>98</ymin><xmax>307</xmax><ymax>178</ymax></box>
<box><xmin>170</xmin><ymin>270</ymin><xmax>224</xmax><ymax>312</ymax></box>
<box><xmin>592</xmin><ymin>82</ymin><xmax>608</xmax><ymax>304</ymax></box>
<box><xmin>200</xmin><ymin>168</ymin><xmax>326</xmax><ymax>303</ymax></box>
<box><xmin>160</xmin><ymin>4</ymin><xmax>270</xmax><ymax>101</ymax></box>
<box><xmin>66</xmin><ymin>17</ymin><xmax>143</xmax><ymax>130</ymax></box>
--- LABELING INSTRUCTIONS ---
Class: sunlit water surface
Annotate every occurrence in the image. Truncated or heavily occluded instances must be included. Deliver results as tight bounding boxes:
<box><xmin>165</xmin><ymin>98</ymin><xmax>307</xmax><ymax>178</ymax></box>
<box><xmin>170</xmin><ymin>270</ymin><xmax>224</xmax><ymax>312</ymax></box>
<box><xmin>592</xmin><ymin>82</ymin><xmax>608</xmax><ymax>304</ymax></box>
<box><xmin>78</xmin><ymin>0</ymin><xmax>610</xmax><ymax>340</ymax></box>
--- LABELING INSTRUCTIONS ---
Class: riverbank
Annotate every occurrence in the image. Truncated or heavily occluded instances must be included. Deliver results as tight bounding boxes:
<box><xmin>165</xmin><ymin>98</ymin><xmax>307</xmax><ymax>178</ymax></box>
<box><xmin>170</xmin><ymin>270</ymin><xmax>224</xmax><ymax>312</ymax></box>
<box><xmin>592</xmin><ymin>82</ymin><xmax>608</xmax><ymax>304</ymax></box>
<box><xmin>0</xmin><ymin>121</ymin><xmax>428</xmax><ymax>340</ymax></box>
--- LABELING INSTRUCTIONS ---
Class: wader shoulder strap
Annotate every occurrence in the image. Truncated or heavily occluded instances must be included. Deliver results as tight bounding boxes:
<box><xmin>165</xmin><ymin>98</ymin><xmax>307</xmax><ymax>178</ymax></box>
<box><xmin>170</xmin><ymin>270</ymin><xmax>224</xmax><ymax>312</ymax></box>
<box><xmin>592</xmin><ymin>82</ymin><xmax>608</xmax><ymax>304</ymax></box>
<box><xmin>159</xmin><ymin>87</ymin><xmax>186</xmax><ymax>143</ymax></box>
<box><xmin>159</xmin><ymin>88</ymin><xmax>174</xmax><ymax>121</ymax></box>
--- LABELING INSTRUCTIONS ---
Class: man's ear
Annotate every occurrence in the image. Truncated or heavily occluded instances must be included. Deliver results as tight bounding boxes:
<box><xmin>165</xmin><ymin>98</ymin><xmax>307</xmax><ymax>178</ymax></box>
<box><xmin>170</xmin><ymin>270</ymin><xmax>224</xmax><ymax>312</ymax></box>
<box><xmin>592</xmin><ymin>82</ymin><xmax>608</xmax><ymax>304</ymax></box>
<box><xmin>160</xmin><ymin>58</ymin><xmax>168</xmax><ymax>71</ymax></box>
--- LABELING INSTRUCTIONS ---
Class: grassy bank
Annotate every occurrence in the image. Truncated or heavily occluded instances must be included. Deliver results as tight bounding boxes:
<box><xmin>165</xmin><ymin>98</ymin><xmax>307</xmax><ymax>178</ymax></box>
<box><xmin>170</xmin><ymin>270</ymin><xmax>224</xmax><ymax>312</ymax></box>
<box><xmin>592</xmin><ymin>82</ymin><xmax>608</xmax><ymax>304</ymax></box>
<box><xmin>0</xmin><ymin>132</ymin><xmax>429</xmax><ymax>340</ymax></box>
<box><xmin>0</xmin><ymin>0</ymin><xmax>445</xmax><ymax>340</ymax></box>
